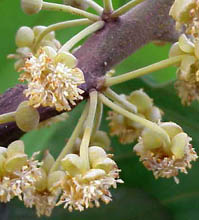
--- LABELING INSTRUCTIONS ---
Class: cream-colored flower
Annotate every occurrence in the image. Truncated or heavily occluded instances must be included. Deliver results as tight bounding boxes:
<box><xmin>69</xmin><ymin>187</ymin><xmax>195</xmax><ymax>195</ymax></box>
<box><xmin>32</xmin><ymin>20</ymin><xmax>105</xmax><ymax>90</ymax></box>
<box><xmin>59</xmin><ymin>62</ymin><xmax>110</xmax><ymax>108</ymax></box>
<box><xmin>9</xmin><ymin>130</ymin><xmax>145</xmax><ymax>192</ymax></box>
<box><xmin>23</xmin><ymin>152</ymin><xmax>65</xmax><ymax>217</ymax></box>
<box><xmin>169</xmin><ymin>34</ymin><xmax>199</xmax><ymax>105</ymax></box>
<box><xmin>107</xmin><ymin>90</ymin><xmax>163</xmax><ymax>144</ymax></box>
<box><xmin>57</xmin><ymin>146</ymin><xmax>123</xmax><ymax>211</ymax></box>
<box><xmin>0</xmin><ymin>140</ymin><xmax>40</xmax><ymax>202</ymax></box>
<box><xmin>19</xmin><ymin>47</ymin><xmax>85</xmax><ymax>111</ymax></box>
<box><xmin>134</xmin><ymin>122</ymin><xmax>198</xmax><ymax>183</ymax></box>
<box><xmin>8</xmin><ymin>25</ymin><xmax>61</xmax><ymax>70</ymax></box>
<box><xmin>169</xmin><ymin>0</ymin><xmax>199</xmax><ymax>37</ymax></box>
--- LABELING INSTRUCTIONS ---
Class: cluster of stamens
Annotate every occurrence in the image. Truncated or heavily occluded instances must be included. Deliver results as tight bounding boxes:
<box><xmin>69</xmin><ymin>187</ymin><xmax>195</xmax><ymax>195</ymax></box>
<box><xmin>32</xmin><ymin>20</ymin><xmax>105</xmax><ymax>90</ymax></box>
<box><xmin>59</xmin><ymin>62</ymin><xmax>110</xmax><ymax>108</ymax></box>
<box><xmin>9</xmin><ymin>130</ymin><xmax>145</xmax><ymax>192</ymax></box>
<box><xmin>19</xmin><ymin>47</ymin><xmax>85</xmax><ymax>111</ymax></box>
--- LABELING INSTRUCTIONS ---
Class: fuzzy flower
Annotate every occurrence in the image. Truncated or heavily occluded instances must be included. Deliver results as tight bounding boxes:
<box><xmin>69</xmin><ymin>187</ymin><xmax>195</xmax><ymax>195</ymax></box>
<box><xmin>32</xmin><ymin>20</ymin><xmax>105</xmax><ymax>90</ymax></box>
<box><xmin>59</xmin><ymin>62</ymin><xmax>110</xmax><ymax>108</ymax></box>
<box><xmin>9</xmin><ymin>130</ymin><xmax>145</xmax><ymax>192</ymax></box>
<box><xmin>57</xmin><ymin>146</ymin><xmax>123</xmax><ymax>211</ymax></box>
<box><xmin>0</xmin><ymin>140</ymin><xmax>40</xmax><ymax>202</ymax></box>
<box><xmin>134</xmin><ymin>122</ymin><xmax>198</xmax><ymax>183</ymax></box>
<box><xmin>23</xmin><ymin>151</ymin><xmax>65</xmax><ymax>217</ymax></box>
<box><xmin>107</xmin><ymin>90</ymin><xmax>163</xmax><ymax>144</ymax></box>
<box><xmin>8</xmin><ymin>25</ymin><xmax>61</xmax><ymax>70</ymax></box>
<box><xmin>169</xmin><ymin>34</ymin><xmax>199</xmax><ymax>105</ymax></box>
<box><xmin>169</xmin><ymin>0</ymin><xmax>199</xmax><ymax>37</ymax></box>
<box><xmin>19</xmin><ymin>46</ymin><xmax>85</xmax><ymax>111</ymax></box>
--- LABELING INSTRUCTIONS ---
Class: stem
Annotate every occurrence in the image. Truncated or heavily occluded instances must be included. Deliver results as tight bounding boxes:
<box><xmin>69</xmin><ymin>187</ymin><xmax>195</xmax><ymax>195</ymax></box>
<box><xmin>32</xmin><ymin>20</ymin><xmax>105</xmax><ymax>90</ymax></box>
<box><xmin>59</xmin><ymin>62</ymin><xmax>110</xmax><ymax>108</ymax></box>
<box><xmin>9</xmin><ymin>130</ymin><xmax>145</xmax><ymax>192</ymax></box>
<box><xmin>34</xmin><ymin>19</ymin><xmax>93</xmax><ymax>50</ymax></box>
<box><xmin>103</xmin><ymin>0</ymin><xmax>113</xmax><ymax>13</ymax></box>
<box><xmin>80</xmin><ymin>91</ymin><xmax>98</xmax><ymax>171</ymax></box>
<box><xmin>91</xmin><ymin>99</ymin><xmax>103</xmax><ymax>142</ymax></box>
<box><xmin>105</xmin><ymin>55</ymin><xmax>184</xmax><ymax>87</ymax></box>
<box><xmin>42</xmin><ymin>2</ymin><xmax>100</xmax><ymax>21</ymax></box>
<box><xmin>105</xmin><ymin>88</ymin><xmax>137</xmax><ymax>113</ymax></box>
<box><xmin>0</xmin><ymin>112</ymin><xmax>16</xmax><ymax>124</ymax></box>
<box><xmin>99</xmin><ymin>93</ymin><xmax>171</xmax><ymax>147</ymax></box>
<box><xmin>59</xmin><ymin>21</ymin><xmax>105</xmax><ymax>52</ymax></box>
<box><xmin>49</xmin><ymin>103</ymin><xmax>89</xmax><ymax>173</ymax></box>
<box><xmin>111</xmin><ymin>0</ymin><xmax>145</xmax><ymax>18</ymax></box>
<box><xmin>85</xmin><ymin>0</ymin><xmax>103</xmax><ymax>15</ymax></box>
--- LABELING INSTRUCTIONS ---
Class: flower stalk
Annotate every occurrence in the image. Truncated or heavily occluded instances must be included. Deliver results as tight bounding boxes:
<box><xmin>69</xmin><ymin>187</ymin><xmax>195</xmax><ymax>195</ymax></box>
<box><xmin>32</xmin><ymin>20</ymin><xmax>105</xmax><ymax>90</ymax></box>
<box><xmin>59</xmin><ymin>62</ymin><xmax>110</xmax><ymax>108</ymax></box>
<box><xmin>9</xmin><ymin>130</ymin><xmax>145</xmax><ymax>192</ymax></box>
<box><xmin>49</xmin><ymin>103</ymin><xmax>89</xmax><ymax>173</ymax></box>
<box><xmin>42</xmin><ymin>2</ymin><xmax>100</xmax><ymax>21</ymax></box>
<box><xmin>99</xmin><ymin>93</ymin><xmax>171</xmax><ymax>148</ymax></box>
<box><xmin>85</xmin><ymin>0</ymin><xmax>103</xmax><ymax>15</ymax></box>
<box><xmin>103</xmin><ymin>0</ymin><xmax>113</xmax><ymax>13</ymax></box>
<box><xmin>59</xmin><ymin>21</ymin><xmax>105</xmax><ymax>52</ymax></box>
<box><xmin>105</xmin><ymin>88</ymin><xmax>137</xmax><ymax>113</ymax></box>
<box><xmin>111</xmin><ymin>0</ymin><xmax>145</xmax><ymax>18</ymax></box>
<box><xmin>91</xmin><ymin>99</ymin><xmax>103</xmax><ymax>142</ymax></box>
<box><xmin>0</xmin><ymin>112</ymin><xmax>16</xmax><ymax>124</ymax></box>
<box><xmin>105</xmin><ymin>55</ymin><xmax>184</xmax><ymax>87</ymax></box>
<box><xmin>34</xmin><ymin>19</ymin><xmax>93</xmax><ymax>50</ymax></box>
<box><xmin>80</xmin><ymin>90</ymin><xmax>98</xmax><ymax>171</ymax></box>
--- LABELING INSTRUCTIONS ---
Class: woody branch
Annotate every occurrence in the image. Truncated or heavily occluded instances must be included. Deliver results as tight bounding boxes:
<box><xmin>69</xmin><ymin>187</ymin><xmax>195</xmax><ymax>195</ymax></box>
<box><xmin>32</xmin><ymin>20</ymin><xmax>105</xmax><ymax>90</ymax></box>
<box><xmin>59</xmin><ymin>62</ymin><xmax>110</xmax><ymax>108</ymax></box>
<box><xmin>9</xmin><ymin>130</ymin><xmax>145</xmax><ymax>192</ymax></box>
<box><xmin>0</xmin><ymin>0</ymin><xmax>178</xmax><ymax>146</ymax></box>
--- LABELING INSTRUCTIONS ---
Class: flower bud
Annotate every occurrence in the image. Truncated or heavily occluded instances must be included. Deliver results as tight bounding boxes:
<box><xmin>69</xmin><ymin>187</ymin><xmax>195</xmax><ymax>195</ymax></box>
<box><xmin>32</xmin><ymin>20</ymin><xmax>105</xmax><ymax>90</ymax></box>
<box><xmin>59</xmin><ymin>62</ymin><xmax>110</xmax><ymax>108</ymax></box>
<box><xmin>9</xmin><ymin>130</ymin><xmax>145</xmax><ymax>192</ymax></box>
<box><xmin>15</xmin><ymin>26</ymin><xmax>34</xmax><ymax>48</ymax></box>
<box><xmin>5</xmin><ymin>154</ymin><xmax>28</xmax><ymax>173</ymax></box>
<box><xmin>160</xmin><ymin>122</ymin><xmax>182</xmax><ymax>139</ymax></box>
<box><xmin>21</xmin><ymin>0</ymin><xmax>43</xmax><ymax>15</ymax></box>
<box><xmin>83</xmin><ymin>169</ymin><xmax>106</xmax><ymax>181</ymax></box>
<box><xmin>169</xmin><ymin>42</ymin><xmax>183</xmax><ymax>58</ymax></box>
<box><xmin>89</xmin><ymin>146</ymin><xmax>107</xmax><ymax>166</ymax></box>
<box><xmin>171</xmin><ymin>132</ymin><xmax>188</xmax><ymax>159</ymax></box>
<box><xmin>55</xmin><ymin>52</ymin><xmax>77</xmax><ymax>68</ymax></box>
<box><xmin>178</xmin><ymin>34</ymin><xmax>194</xmax><ymax>53</ymax></box>
<box><xmin>142</xmin><ymin>128</ymin><xmax>163</xmax><ymax>150</ymax></box>
<box><xmin>15</xmin><ymin>101</ymin><xmax>40</xmax><ymax>132</ymax></box>
<box><xmin>180</xmin><ymin>55</ymin><xmax>196</xmax><ymax>80</ymax></box>
<box><xmin>47</xmin><ymin>171</ymin><xmax>65</xmax><ymax>191</ymax></box>
<box><xmin>169</xmin><ymin>0</ymin><xmax>195</xmax><ymax>23</ymax></box>
<box><xmin>128</xmin><ymin>90</ymin><xmax>153</xmax><ymax>113</ymax></box>
<box><xmin>42</xmin><ymin>151</ymin><xmax>55</xmax><ymax>173</ymax></box>
<box><xmin>93</xmin><ymin>157</ymin><xmax>116</xmax><ymax>173</ymax></box>
<box><xmin>0</xmin><ymin>147</ymin><xmax>7</xmax><ymax>157</ymax></box>
<box><xmin>43</xmin><ymin>46</ymin><xmax>57</xmax><ymax>59</ymax></box>
<box><xmin>91</xmin><ymin>131</ymin><xmax>111</xmax><ymax>150</ymax></box>
<box><xmin>0</xmin><ymin>154</ymin><xmax>6</xmax><ymax>176</ymax></box>
<box><xmin>61</xmin><ymin>154</ymin><xmax>83</xmax><ymax>176</ymax></box>
<box><xmin>15</xmin><ymin>59</ymin><xmax>25</xmax><ymax>71</ymax></box>
<box><xmin>35</xmin><ymin>168</ymin><xmax>47</xmax><ymax>192</ymax></box>
<box><xmin>194</xmin><ymin>40</ymin><xmax>199</xmax><ymax>59</ymax></box>
<box><xmin>147</xmin><ymin>106</ymin><xmax>162</xmax><ymax>122</ymax></box>
<box><xmin>33</xmin><ymin>26</ymin><xmax>55</xmax><ymax>40</ymax></box>
<box><xmin>16</xmin><ymin>47</ymin><xmax>32</xmax><ymax>57</ymax></box>
<box><xmin>7</xmin><ymin>140</ymin><xmax>25</xmax><ymax>158</ymax></box>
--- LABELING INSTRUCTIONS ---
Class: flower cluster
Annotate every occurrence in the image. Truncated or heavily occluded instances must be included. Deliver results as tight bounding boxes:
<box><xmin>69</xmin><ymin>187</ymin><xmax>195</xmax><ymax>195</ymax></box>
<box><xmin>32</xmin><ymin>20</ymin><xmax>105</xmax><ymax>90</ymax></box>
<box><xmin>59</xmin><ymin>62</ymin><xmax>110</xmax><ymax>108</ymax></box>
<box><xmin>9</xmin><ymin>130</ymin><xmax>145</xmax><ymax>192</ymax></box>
<box><xmin>107</xmin><ymin>89</ymin><xmax>162</xmax><ymax>144</ymax></box>
<box><xmin>169</xmin><ymin>0</ymin><xmax>199</xmax><ymax>37</ymax></box>
<box><xmin>134</xmin><ymin>122</ymin><xmax>198</xmax><ymax>183</ymax></box>
<box><xmin>8</xmin><ymin>25</ymin><xmax>61</xmax><ymax>70</ymax></box>
<box><xmin>169</xmin><ymin>34</ymin><xmax>199</xmax><ymax>105</ymax></box>
<box><xmin>57</xmin><ymin>146</ymin><xmax>123</xmax><ymax>211</ymax></box>
<box><xmin>23</xmin><ymin>151</ymin><xmax>65</xmax><ymax>217</ymax></box>
<box><xmin>0</xmin><ymin>140</ymin><xmax>40</xmax><ymax>203</ymax></box>
<box><xmin>19</xmin><ymin>46</ymin><xmax>85</xmax><ymax>111</ymax></box>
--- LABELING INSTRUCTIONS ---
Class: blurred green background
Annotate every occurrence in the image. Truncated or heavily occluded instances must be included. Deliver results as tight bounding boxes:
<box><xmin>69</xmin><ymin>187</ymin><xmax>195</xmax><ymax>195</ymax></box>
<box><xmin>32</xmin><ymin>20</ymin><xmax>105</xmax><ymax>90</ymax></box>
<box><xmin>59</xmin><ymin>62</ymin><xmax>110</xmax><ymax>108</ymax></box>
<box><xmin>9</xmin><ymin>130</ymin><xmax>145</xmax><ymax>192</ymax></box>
<box><xmin>1</xmin><ymin>0</ymin><xmax>199</xmax><ymax>219</ymax></box>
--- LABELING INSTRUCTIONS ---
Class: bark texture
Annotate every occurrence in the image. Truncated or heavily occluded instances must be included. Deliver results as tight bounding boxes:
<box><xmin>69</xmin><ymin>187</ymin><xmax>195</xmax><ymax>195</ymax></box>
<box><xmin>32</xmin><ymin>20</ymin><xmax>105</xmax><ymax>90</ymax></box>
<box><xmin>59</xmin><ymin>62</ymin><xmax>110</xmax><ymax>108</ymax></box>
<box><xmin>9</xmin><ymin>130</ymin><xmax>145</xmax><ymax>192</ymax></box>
<box><xmin>0</xmin><ymin>0</ymin><xmax>178</xmax><ymax>146</ymax></box>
